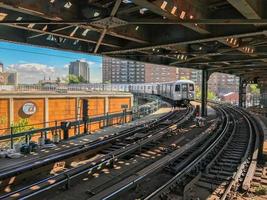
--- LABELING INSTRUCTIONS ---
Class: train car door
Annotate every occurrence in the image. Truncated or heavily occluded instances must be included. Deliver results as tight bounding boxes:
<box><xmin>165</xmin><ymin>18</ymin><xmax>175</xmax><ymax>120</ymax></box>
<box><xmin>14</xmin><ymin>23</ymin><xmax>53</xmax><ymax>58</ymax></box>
<box><xmin>181</xmin><ymin>83</ymin><xmax>188</xmax><ymax>99</ymax></box>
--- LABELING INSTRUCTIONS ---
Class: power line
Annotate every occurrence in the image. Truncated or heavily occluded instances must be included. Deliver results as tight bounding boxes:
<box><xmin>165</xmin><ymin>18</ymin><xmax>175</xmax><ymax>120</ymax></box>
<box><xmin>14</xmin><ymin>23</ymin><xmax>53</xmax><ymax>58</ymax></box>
<box><xmin>0</xmin><ymin>46</ymin><xmax>103</xmax><ymax>64</ymax></box>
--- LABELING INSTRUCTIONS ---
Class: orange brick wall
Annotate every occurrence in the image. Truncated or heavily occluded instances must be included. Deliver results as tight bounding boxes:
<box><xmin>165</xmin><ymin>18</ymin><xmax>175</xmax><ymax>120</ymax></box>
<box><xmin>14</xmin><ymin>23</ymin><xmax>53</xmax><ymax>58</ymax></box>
<box><xmin>0</xmin><ymin>99</ymin><xmax>9</xmax><ymax>134</ymax></box>
<box><xmin>49</xmin><ymin>98</ymin><xmax>76</xmax><ymax>123</ymax></box>
<box><xmin>79</xmin><ymin>98</ymin><xmax>105</xmax><ymax>132</ymax></box>
<box><xmin>0</xmin><ymin>96</ymin><xmax>132</xmax><ymax>137</ymax></box>
<box><xmin>48</xmin><ymin>98</ymin><xmax>76</xmax><ymax>137</ymax></box>
<box><xmin>109</xmin><ymin>97</ymin><xmax>131</xmax><ymax>113</ymax></box>
<box><xmin>80</xmin><ymin>97</ymin><xmax>105</xmax><ymax>116</ymax></box>
<box><xmin>13</xmin><ymin>99</ymin><xmax>45</xmax><ymax>128</ymax></box>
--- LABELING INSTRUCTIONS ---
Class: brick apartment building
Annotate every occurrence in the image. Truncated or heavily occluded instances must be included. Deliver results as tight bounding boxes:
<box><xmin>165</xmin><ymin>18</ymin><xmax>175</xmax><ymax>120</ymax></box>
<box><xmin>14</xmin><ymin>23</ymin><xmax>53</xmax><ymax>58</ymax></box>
<box><xmin>102</xmin><ymin>57</ymin><xmax>177</xmax><ymax>83</ymax></box>
<box><xmin>176</xmin><ymin>68</ymin><xmax>239</xmax><ymax>95</ymax></box>
<box><xmin>209</xmin><ymin>72</ymin><xmax>239</xmax><ymax>95</ymax></box>
<box><xmin>103</xmin><ymin>57</ymin><xmax>239</xmax><ymax>96</ymax></box>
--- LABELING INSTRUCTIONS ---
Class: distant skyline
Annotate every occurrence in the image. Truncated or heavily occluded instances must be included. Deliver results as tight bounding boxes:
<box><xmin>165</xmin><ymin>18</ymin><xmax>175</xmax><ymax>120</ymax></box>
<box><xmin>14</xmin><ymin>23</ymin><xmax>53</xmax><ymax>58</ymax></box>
<box><xmin>0</xmin><ymin>41</ymin><xmax>102</xmax><ymax>83</ymax></box>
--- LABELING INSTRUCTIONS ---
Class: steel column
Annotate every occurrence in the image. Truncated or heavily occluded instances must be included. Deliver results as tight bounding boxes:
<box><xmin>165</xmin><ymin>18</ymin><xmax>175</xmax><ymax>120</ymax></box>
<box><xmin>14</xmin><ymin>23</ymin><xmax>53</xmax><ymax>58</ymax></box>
<box><xmin>239</xmin><ymin>78</ymin><xmax>247</xmax><ymax>108</ymax></box>
<box><xmin>201</xmin><ymin>69</ymin><xmax>208</xmax><ymax>117</ymax></box>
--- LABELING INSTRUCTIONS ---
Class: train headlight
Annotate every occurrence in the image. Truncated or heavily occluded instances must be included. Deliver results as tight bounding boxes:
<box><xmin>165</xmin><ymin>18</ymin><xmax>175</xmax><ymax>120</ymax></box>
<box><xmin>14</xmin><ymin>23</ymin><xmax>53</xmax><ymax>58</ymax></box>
<box><xmin>189</xmin><ymin>93</ymin><xmax>193</xmax><ymax>98</ymax></box>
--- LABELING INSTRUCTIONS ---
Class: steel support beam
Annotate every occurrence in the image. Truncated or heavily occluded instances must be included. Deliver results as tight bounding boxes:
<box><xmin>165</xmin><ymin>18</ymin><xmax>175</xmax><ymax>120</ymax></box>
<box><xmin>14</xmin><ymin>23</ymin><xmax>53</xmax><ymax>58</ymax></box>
<box><xmin>104</xmin><ymin>30</ymin><xmax>267</xmax><ymax>54</ymax></box>
<box><xmin>94</xmin><ymin>0</ymin><xmax>122</xmax><ymax>53</ymax></box>
<box><xmin>201</xmin><ymin>69</ymin><xmax>208</xmax><ymax>117</ymax></box>
<box><xmin>227</xmin><ymin>0</ymin><xmax>262</xmax><ymax>19</ymax></box>
<box><xmin>175</xmin><ymin>57</ymin><xmax>267</xmax><ymax>65</ymax></box>
<box><xmin>27</xmin><ymin>25</ymin><xmax>73</xmax><ymax>39</ymax></box>
<box><xmin>132</xmin><ymin>0</ymin><xmax>209</xmax><ymax>34</ymax></box>
<box><xmin>239</xmin><ymin>77</ymin><xmax>247</xmax><ymax>108</ymax></box>
<box><xmin>0</xmin><ymin>1</ymin><xmax>148</xmax><ymax>45</ymax></box>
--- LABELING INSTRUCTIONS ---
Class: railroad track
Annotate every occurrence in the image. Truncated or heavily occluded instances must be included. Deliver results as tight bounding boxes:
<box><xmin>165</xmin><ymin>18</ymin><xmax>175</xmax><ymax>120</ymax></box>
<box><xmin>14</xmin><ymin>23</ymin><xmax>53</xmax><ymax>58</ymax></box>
<box><xmin>89</xmin><ymin>104</ymin><xmax>259</xmax><ymax>200</ymax></box>
<box><xmin>0</xmin><ymin>105</ymin><xmax>194</xmax><ymax>199</ymax></box>
<box><xmin>0</xmin><ymin>108</ymin><xmax>175</xmax><ymax>181</ymax></box>
<box><xmin>145</xmin><ymin>105</ymin><xmax>258</xmax><ymax>200</ymax></box>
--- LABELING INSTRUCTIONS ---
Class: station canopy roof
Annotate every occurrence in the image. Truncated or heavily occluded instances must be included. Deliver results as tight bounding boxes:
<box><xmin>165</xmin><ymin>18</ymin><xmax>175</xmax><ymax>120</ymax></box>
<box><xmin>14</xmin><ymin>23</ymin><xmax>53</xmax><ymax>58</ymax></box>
<box><xmin>1</xmin><ymin>0</ymin><xmax>267</xmax><ymax>82</ymax></box>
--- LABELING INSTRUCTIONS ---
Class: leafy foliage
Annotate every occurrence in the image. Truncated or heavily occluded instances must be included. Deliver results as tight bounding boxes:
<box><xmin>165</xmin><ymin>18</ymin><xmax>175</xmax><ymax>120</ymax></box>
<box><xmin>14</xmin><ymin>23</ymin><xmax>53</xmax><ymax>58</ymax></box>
<box><xmin>11</xmin><ymin>118</ymin><xmax>34</xmax><ymax>134</ymax></box>
<box><xmin>249</xmin><ymin>84</ymin><xmax>260</xmax><ymax>94</ymax></box>
<box><xmin>195</xmin><ymin>85</ymin><xmax>217</xmax><ymax>100</ymax></box>
<box><xmin>65</xmin><ymin>74</ymin><xmax>87</xmax><ymax>84</ymax></box>
<box><xmin>0</xmin><ymin>116</ymin><xmax>7</xmax><ymax>125</ymax></box>
<box><xmin>180</xmin><ymin>76</ymin><xmax>189</xmax><ymax>80</ymax></box>
<box><xmin>208</xmin><ymin>90</ymin><xmax>217</xmax><ymax>100</ymax></box>
<box><xmin>78</xmin><ymin>75</ymin><xmax>87</xmax><ymax>83</ymax></box>
<box><xmin>195</xmin><ymin>85</ymin><xmax>201</xmax><ymax>99</ymax></box>
<box><xmin>68</xmin><ymin>74</ymin><xmax>80</xmax><ymax>84</ymax></box>
<box><xmin>255</xmin><ymin>185</ymin><xmax>267</xmax><ymax>195</ymax></box>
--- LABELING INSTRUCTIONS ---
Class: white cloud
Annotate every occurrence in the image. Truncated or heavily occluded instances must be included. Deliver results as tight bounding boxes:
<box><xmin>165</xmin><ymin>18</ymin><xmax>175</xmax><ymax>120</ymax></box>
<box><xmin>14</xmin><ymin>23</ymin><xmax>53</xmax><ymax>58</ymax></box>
<box><xmin>6</xmin><ymin>61</ymin><xmax>102</xmax><ymax>84</ymax></box>
<box><xmin>87</xmin><ymin>61</ymin><xmax>95</xmax><ymax>66</ymax></box>
<box><xmin>79</xmin><ymin>58</ymin><xmax>87</xmax><ymax>62</ymax></box>
<box><xmin>76</xmin><ymin>58</ymin><xmax>96</xmax><ymax>67</ymax></box>
<box><xmin>7</xmin><ymin>63</ymin><xmax>67</xmax><ymax>84</ymax></box>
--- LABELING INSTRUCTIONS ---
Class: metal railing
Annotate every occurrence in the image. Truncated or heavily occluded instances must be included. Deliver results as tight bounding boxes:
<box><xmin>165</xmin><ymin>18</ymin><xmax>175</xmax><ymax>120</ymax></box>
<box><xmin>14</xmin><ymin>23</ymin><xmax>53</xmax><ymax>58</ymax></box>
<box><xmin>132</xmin><ymin>93</ymin><xmax>167</xmax><ymax>119</ymax></box>
<box><xmin>0</xmin><ymin>110</ymin><xmax>132</xmax><ymax>149</ymax></box>
<box><xmin>0</xmin><ymin>84</ymin><xmax>131</xmax><ymax>93</ymax></box>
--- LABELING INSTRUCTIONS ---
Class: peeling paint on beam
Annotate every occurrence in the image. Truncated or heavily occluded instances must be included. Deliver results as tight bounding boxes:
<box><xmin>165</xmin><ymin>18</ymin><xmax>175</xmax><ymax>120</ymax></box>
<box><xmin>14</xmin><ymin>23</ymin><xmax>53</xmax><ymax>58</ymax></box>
<box><xmin>103</xmin><ymin>31</ymin><xmax>267</xmax><ymax>54</ymax></box>
<box><xmin>227</xmin><ymin>0</ymin><xmax>262</xmax><ymax>19</ymax></box>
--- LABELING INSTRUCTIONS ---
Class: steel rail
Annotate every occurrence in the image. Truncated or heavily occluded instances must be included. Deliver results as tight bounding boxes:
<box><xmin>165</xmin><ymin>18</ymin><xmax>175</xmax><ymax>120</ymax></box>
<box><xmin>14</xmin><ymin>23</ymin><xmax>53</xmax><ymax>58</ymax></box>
<box><xmin>143</xmin><ymin>105</ymin><xmax>232</xmax><ymax>199</ymax></box>
<box><xmin>83</xmin><ymin>104</ymin><xmax>258</xmax><ymax>200</ymax></box>
<box><xmin>242</xmin><ymin>113</ymin><xmax>261</xmax><ymax>191</ymax></box>
<box><xmin>220</xmin><ymin>106</ymin><xmax>257</xmax><ymax>199</ymax></box>
<box><xmin>87</xmin><ymin>106</ymin><xmax>223</xmax><ymax>200</ymax></box>
<box><xmin>0</xmin><ymin>107</ymin><xmax>175</xmax><ymax>180</ymax></box>
<box><xmin>0</xmin><ymin>106</ymin><xmax>194</xmax><ymax>200</ymax></box>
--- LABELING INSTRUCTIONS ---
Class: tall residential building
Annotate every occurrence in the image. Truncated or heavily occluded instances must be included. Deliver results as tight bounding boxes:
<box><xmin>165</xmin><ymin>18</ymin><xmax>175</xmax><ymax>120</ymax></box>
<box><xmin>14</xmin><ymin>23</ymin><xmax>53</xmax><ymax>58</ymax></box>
<box><xmin>102</xmin><ymin>57</ymin><xmax>176</xmax><ymax>83</ymax></box>
<box><xmin>0</xmin><ymin>63</ymin><xmax>3</xmax><ymax>73</ymax></box>
<box><xmin>0</xmin><ymin>63</ymin><xmax>18</xmax><ymax>85</ymax></box>
<box><xmin>69</xmin><ymin>60</ymin><xmax>90</xmax><ymax>83</ymax></box>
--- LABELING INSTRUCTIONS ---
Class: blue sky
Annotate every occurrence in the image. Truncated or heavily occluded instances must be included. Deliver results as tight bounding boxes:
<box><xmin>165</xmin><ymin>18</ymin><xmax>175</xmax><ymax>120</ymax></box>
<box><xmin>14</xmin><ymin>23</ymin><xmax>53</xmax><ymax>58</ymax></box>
<box><xmin>0</xmin><ymin>41</ymin><xmax>102</xmax><ymax>83</ymax></box>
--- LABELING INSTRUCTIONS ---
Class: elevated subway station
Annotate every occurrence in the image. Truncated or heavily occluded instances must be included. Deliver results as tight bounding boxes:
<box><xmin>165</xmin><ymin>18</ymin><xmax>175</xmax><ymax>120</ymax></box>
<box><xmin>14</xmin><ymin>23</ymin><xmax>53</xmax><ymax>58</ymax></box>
<box><xmin>1</xmin><ymin>1</ymin><xmax>267</xmax><ymax>199</ymax></box>
<box><xmin>1</xmin><ymin>1</ymin><xmax>267</xmax><ymax>115</ymax></box>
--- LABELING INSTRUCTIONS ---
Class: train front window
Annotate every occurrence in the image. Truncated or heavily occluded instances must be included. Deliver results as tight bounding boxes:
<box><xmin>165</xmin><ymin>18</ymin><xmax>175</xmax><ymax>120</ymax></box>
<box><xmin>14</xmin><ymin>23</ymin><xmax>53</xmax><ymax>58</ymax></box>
<box><xmin>182</xmin><ymin>84</ymin><xmax>187</xmax><ymax>92</ymax></box>
<box><xmin>175</xmin><ymin>85</ymin><xmax>180</xmax><ymax>92</ymax></box>
<box><xmin>189</xmin><ymin>84</ymin><xmax>194</xmax><ymax>91</ymax></box>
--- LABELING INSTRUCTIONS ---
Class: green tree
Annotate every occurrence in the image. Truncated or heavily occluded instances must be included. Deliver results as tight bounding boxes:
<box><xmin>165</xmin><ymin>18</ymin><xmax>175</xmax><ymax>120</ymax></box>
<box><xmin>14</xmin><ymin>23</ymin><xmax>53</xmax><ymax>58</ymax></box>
<box><xmin>180</xmin><ymin>76</ymin><xmax>188</xmax><ymax>80</ymax></box>
<box><xmin>195</xmin><ymin>85</ymin><xmax>201</xmax><ymax>99</ymax></box>
<box><xmin>67</xmin><ymin>74</ymin><xmax>80</xmax><ymax>84</ymax></box>
<box><xmin>195</xmin><ymin>86</ymin><xmax>217</xmax><ymax>101</ymax></box>
<box><xmin>249</xmin><ymin>84</ymin><xmax>260</xmax><ymax>94</ymax></box>
<box><xmin>0</xmin><ymin>116</ymin><xmax>6</xmax><ymax>125</ymax></box>
<box><xmin>56</xmin><ymin>77</ymin><xmax>61</xmax><ymax>84</ymax></box>
<box><xmin>78</xmin><ymin>75</ymin><xmax>87</xmax><ymax>83</ymax></box>
<box><xmin>208</xmin><ymin>90</ymin><xmax>217</xmax><ymax>100</ymax></box>
<box><xmin>8</xmin><ymin>119</ymin><xmax>35</xmax><ymax>147</ymax></box>
<box><xmin>11</xmin><ymin>118</ymin><xmax>34</xmax><ymax>134</ymax></box>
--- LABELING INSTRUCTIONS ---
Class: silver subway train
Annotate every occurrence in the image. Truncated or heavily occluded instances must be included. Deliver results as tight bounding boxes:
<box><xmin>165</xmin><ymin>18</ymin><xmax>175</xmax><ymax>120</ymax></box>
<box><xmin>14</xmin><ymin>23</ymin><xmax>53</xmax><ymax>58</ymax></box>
<box><xmin>130</xmin><ymin>80</ymin><xmax>195</xmax><ymax>105</ymax></box>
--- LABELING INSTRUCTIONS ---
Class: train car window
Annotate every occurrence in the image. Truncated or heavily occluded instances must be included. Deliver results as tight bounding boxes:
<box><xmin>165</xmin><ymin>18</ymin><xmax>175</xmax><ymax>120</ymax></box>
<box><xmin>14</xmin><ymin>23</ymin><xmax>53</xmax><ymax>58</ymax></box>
<box><xmin>189</xmin><ymin>84</ymin><xmax>194</xmax><ymax>91</ymax></box>
<box><xmin>175</xmin><ymin>85</ymin><xmax>180</xmax><ymax>92</ymax></box>
<box><xmin>182</xmin><ymin>84</ymin><xmax>187</xmax><ymax>91</ymax></box>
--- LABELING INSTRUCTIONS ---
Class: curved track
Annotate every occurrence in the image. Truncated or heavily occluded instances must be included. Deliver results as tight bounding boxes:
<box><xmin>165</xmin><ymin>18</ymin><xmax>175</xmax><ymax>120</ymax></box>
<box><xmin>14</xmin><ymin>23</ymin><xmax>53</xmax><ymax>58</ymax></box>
<box><xmin>142</xmin><ymin>104</ymin><xmax>258</xmax><ymax>200</ymax></box>
<box><xmin>0</xmin><ymin>106</ymin><xmax>194</xmax><ymax>200</ymax></box>
<box><xmin>89</xmin><ymin>104</ymin><xmax>259</xmax><ymax>200</ymax></box>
